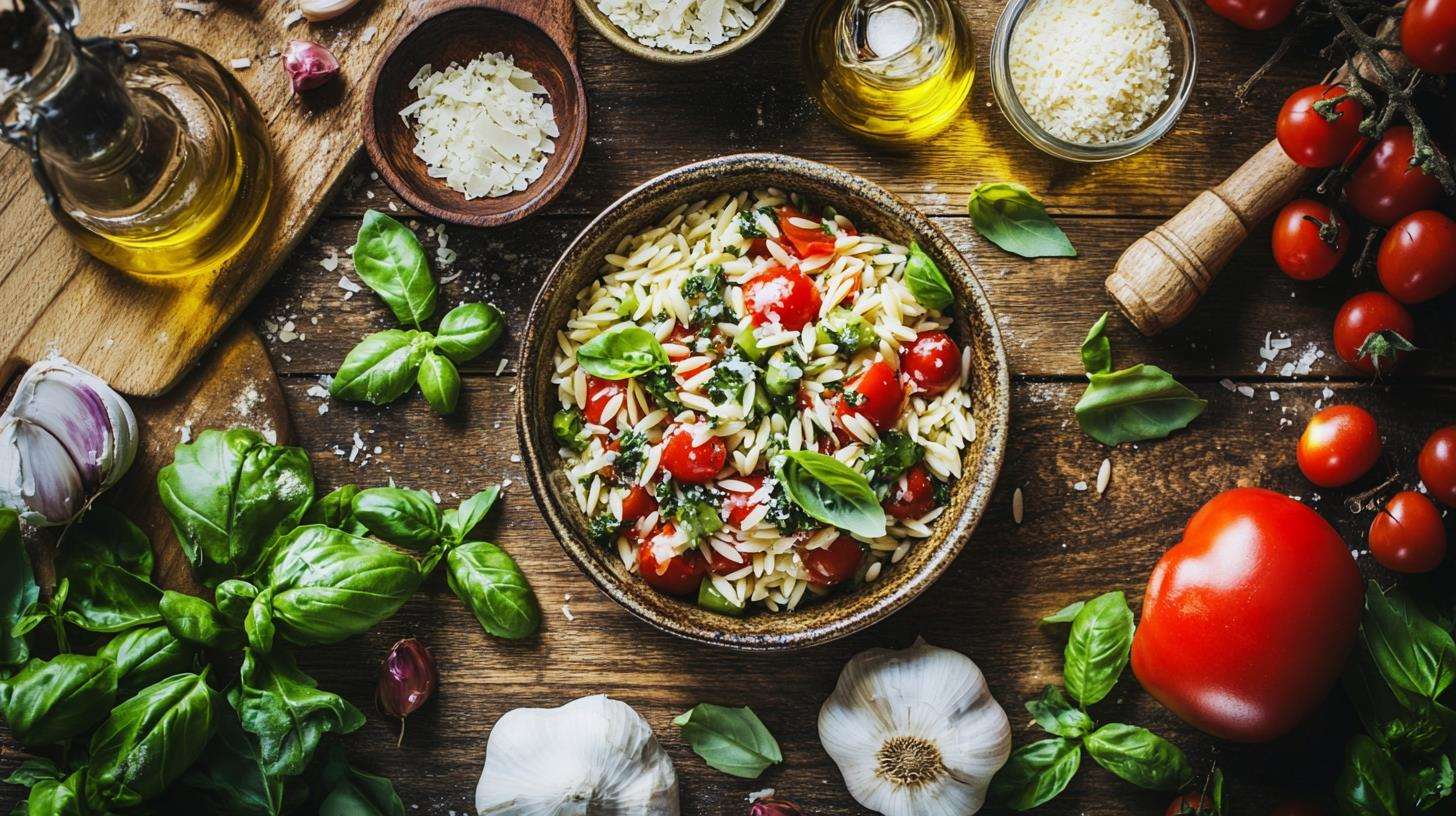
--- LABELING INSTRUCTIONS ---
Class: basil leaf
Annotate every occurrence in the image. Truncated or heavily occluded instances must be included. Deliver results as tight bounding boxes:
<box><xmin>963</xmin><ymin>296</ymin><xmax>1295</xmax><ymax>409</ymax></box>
<box><xmin>576</xmin><ymin>325</ymin><xmax>670</xmax><ymax>380</ymax></box>
<box><xmin>673</xmin><ymin>703</ymin><xmax>782</xmax><ymax>779</ymax></box>
<box><xmin>989</xmin><ymin>737</ymin><xmax>1082</xmax><ymax>810</ymax></box>
<box><xmin>4</xmin><ymin>758</ymin><xmax>61</xmax><ymax>787</ymax></box>
<box><xmin>302</xmin><ymin>484</ymin><xmax>366</xmax><ymax>536</ymax></box>
<box><xmin>260</xmin><ymin>526</ymin><xmax>422</xmax><ymax>646</ymax></box>
<box><xmin>98</xmin><ymin>625</ymin><xmax>197</xmax><ymax>697</ymax></box>
<box><xmin>434</xmin><ymin>302</ymin><xmax>504</xmax><ymax>364</ymax></box>
<box><xmin>1336</xmin><ymin>735</ymin><xmax>1401</xmax><ymax>816</ymax></box>
<box><xmin>903</xmin><ymin>243</ymin><xmax>954</xmax><ymax>311</ymax></box>
<box><xmin>25</xmin><ymin>770</ymin><xmax>86</xmax><ymax>816</ymax></box>
<box><xmin>966</xmin><ymin>182</ymin><xmax>1076</xmax><ymax>258</ymax></box>
<box><xmin>179</xmin><ymin>690</ymin><xmax>298</xmax><ymax>816</ymax></box>
<box><xmin>446</xmin><ymin>540</ymin><xmax>540</xmax><ymax>639</ymax></box>
<box><xmin>245</xmin><ymin>588</ymin><xmax>277</xmax><ymax>655</ymax></box>
<box><xmin>417</xmin><ymin>351</ymin><xmax>461</xmax><ymax>414</ymax></box>
<box><xmin>1362</xmin><ymin>581</ymin><xmax>1456</xmax><ymax>700</ymax></box>
<box><xmin>1406</xmin><ymin>755</ymin><xmax>1455</xmax><ymax>812</ymax></box>
<box><xmin>0</xmin><ymin>509</ymin><xmax>39</xmax><ymax>667</ymax></box>
<box><xmin>56</xmin><ymin>506</ymin><xmax>163</xmax><ymax>633</ymax></box>
<box><xmin>352</xmin><ymin>487</ymin><xmax>443</xmax><ymax>550</ymax></box>
<box><xmin>237</xmin><ymin>648</ymin><xmax>365</xmax><ymax>779</ymax></box>
<box><xmin>1083</xmin><ymin>723</ymin><xmax>1191</xmax><ymax>791</ymax></box>
<box><xmin>1042</xmin><ymin>600</ymin><xmax>1085</xmax><ymax>627</ymax></box>
<box><xmin>160</xmin><ymin>590</ymin><xmax>242</xmax><ymax>650</ymax></box>
<box><xmin>1026</xmin><ymin>685</ymin><xmax>1094</xmax><ymax>738</ymax></box>
<box><xmin>0</xmin><ymin>654</ymin><xmax>117</xmax><ymax>746</ymax></box>
<box><xmin>1081</xmin><ymin>312</ymin><xmax>1112</xmax><ymax>375</ymax></box>
<box><xmin>776</xmin><ymin>450</ymin><xmax>886</xmax><ymax>539</ymax></box>
<box><xmin>158</xmin><ymin>428</ymin><xmax>314</xmax><ymax>587</ymax></box>
<box><xmin>87</xmin><ymin>671</ymin><xmax>217</xmax><ymax>810</ymax></box>
<box><xmin>215</xmin><ymin>579</ymin><xmax>261</xmax><ymax>627</ymax></box>
<box><xmin>447</xmin><ymin>486</ymin><xmax>501</xmax><ymax>543</ymax></box>
<box><xmin>1063</xmin><ymin>591</ymin><xmax>1134</xmax><ymax>706</ymax></box>
<box><xmin>331</xmin><ymin>330</ymin><xmax>432</xmax><ymax>406</ymax></box>
<box><xmin>315</xmin><ymin>744</ymin><xmax>406</xmax><ymax>816</ymax></box>
<box><xmin>353</xmin><ymin>209</ymin><xmax>437</xmax><ymax>328</ymax></box>
<box><xmin>1074</xmin><ymin>365</ymin><xmax>1207</xmax><ymax>446</ymax></box>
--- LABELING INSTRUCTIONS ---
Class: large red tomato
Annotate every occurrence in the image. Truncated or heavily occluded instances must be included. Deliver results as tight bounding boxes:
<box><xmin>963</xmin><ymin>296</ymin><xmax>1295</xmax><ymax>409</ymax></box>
<box><xmin>1402</xmin><ymin>0</ymin><xmax>1456</xmax><ymax>74</ymax></box>
<box><xmin>1132</xmin><ymin>488</ymin><xmax>1362</xmax><ymax>743</ymax></box>
<box><xmin>1376</xmin><ymin>210</ymin><xmax>1456</xmax><ymax>304</ymax></box>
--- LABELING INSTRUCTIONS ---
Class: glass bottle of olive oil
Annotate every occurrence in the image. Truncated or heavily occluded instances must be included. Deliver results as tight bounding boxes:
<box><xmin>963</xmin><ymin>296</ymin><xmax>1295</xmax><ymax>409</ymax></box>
<box><xmin>803</xmin><ymin>0</ymin><xmax>976</xmax><ymax>145</ymax></box>
<box><xmin>0</xmin><ymin>0</ymin><xmax>273</xmax><ymax>278</ymax></box>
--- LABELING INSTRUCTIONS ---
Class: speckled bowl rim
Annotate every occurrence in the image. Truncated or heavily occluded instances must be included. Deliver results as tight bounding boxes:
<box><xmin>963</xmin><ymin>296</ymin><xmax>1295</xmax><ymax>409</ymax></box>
<box><xmin>572</xmin><ymin>0</ymin><xmax>787</xmax><ymax>65</ymax></box>
<box><xmin>516</xmin><ymin>153</ymin><xmax>1010</xmax><ymax>651</ymax></box>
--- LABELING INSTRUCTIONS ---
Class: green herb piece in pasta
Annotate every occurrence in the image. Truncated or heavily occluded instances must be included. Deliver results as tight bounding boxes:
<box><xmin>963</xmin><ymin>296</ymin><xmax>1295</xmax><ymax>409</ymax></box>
<box><xmin>576</xmin><ymin>325</ymin><xmax>671</xmax><ymax>381</ymax></box>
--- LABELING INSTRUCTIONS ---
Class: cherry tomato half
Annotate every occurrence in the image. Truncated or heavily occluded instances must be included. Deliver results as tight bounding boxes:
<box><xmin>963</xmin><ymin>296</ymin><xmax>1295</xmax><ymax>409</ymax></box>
<box><xmin>835</xmin><ymin>361</ymin><xmax>904</xmax><ymax>432</ymax></box>
<box><xmin>1271</xmin><ymin>199</ymin><xmax>1349</xmax><ymax>281</ymax></box>
<box><xmin>1419</xmin><ymin>427</ymin><xmax>1456</xmax><ymax>508</ymax></box>
<box><xmin>1369</xmin><ymin>491</ymin><xmax>1448</xmax><ymax>573</ymax></box>
<box><xmin>802</xmin><ymin>535</ymin><xmax>865</xmax><ymax>586</ymax></box>
<box><xmin>637</xmin><ymin>528</ymin><xmax>707</xmax><ymax>596</ymax></box>
<box><xmin>660</xmin><ymin>426</ymin><xmax>727</xmax><ymax>484</ymax></box>
<box><xmin>1297</xmin><ymin>405</ymin><xmax>1382</xmax><ymax>488</ymax></box>
<box><xmin>1333</xmin><ymin>292</ymin><xmax>1416</xmax><ymax>375</ymax></box>
<box><xmin>1402</xmin><ymin>0</ymin><xmax>1456</xmax><ymax>74</ymax></box>
<box><xmin>902</xmin><ymin>331</ymin><xmax>962</xmax><ymax>396</ymax></box>
<box><xmin>1276</xmin><ymin>85</ymin><xmax>1365</xmax><ymax>168</ymax></box>
<box><xmin>744</xmin><ymin>266</ymin><xmax>822</xmax><ymax>332</ymax></box>
<box><xmin>883</xmin><ymin>464</ymin><xmax>936</xmax><ymax>521</ymax></box>
<box><xmin>1346</xmin><ymin>126</ymin><xmax>1445</xmax><ymax>227</ymax></box>
<box><xmin>775</xmin><ymin>205</ymin><xmax>837</xmax><ymax>258</ymax></box>
<box><xmin>583</xmin><ymin>376</ymin><xmax>626</xmax><ymax>426</ymax></box>
<box><xmin>1205</xmin><ymin>0</ymin><xmax>1296</xmax><ymax>29</ymax></box>
<box><xmin>620</xmin><ymin>484</ymin><xmax>658</xmax><ymax>523</ymax></box>
<box><xmin>1377</xmin><ymin>210</ymin><xmax>1456</xmax><ymax>304</ymax></box>
<box><xmin>1165</xmin><ymin>794</ymin><xmax>1213</xmax><ymax>816</ymax></box>
<box><xmin>722</xmin><ymin>475</ymin><xmax>766</xmax><ymax>528</ymax></box>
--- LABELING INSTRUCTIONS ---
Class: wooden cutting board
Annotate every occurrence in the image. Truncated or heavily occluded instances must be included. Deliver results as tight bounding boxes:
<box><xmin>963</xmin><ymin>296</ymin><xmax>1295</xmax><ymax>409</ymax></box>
<box><xmin>0</xmin><ymin>0</ymin><xmax>411</xmax><ymax>398</ymax></box>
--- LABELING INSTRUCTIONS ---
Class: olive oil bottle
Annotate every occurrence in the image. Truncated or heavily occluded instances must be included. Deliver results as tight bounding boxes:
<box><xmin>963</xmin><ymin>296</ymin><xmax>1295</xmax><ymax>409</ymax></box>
<box><xmin>803</xmin><ymin>0</ymin><xmax>976</xmax><ymax>145</ymax></box>
<box><xmin>0</xmin><ymin>0</ymin><xmax>272</xmax><ymax>278</ymax></box>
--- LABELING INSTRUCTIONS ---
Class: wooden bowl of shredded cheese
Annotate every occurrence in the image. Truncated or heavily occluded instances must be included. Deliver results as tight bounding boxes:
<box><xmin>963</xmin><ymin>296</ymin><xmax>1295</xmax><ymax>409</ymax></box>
<box><xmin>575</xmin><ymin>0</ymin><xmax>786</xmax><ymax>64</ymax></box>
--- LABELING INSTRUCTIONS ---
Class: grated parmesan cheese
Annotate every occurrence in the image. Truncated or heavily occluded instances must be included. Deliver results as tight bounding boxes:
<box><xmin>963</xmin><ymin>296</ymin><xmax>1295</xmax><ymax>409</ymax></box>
<box><xmin>1008</xmin><ymin>0</ymin><xmax>1173</xmax><ymax>145</ymax></box>
<box><xmin>596</xmin><ymin>0</ymin><xmax>767</xmax><ymax>54</ymax></box>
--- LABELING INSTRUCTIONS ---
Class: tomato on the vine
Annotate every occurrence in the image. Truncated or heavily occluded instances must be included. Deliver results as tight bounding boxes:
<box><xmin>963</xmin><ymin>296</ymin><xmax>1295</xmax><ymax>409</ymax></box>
<box><xmin>1205</xmin><ymin>0</ymin><xmax>1296</xmax><ymax>29</ymax></box>
<box><xmin>1377</xmin><ymin>210</ymin><xmax>1456</xmax><ymax>304</ymax></box>
<box><xmin>1346</xmin><ymin>126</ymin><xmax>1446</xmax><ymax>226</ymax></box>
<box><xmin>1276</xmin><ymin>85</ymin><xmax>1365</xmax><ymax>168</ymax></box>
<box><xmin>1271</xmin><ymin>199</ymin><xmax>1349</xmax><ymax>280</ymax></box>
<box><xmin>1333</xmin><ymin>292</ymin><xmax>1416</xmax><ymax>375</ymax></box>
<box><xmin>636</xmin><ymin>528</ymin><xmax>707</xmax><ymax>596</ymax></box>
<box><xmin>835</xmin><ymin>361</ymin><xmax>904</xmax><ymax>432</ymax></box>
<box><xmin>1369</xmin><ymin>491</ymin><xmax>1447</xmax><ymax>573</ymax></box>
<box><xmin>1297</xmin><ymin>405</ymin><xmax>1382</xmax><ymax>488</ymax></box>
<box><xmin>883</xmin><ymin>464</ymin><xmax>936</xmax><ymax>521</ymax></box>
<box><xmin>902</xmin><ymin>331</ymin><xmax>962</xmax><ymax>396</ymax></box>
<box><xmin>801</xmin><ymin>535</ymin><xmax>865</xmax><ymax>586</ymax></box>
<box><xmin>744</xmin><ymin>265</ymin><xmax>822</xmax><ymax>332</ymax></box>
<box><xmin>660</xmin><ymin>426</ymin><xmax>727</xmax><ymax>483</ymax></box>
<box><xmin>1402</xmin><ymin>0</ymin><xmax>1456</xmax><ymax>74</ymax></box>
<box><xmin>1419</xmin><ymin>427</ymin><xmax>1456</xmax><ymax>507</ymax></box>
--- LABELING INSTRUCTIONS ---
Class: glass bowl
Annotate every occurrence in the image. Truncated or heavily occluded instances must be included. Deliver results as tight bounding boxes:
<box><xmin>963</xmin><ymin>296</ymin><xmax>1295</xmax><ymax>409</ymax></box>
<box><xmin>988</xmin><ymin>0</ymin><xmax>1198</xmax><ymax>162</ymax></box>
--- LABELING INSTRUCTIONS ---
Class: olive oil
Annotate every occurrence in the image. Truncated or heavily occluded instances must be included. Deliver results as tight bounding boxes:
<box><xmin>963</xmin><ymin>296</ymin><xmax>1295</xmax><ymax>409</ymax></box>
<box><xmin>803</xmin><ymin>0</ymin><xmax>976</xmax><ymax>145</ymax></box>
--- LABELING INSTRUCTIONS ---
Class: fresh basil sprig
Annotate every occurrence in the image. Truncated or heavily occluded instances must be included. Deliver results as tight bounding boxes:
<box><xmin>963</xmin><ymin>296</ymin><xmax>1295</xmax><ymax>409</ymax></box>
<box><xmin>352</xmin><ymin>486</ymin><xmax>444</xmax><ymax>550</ymax></box>
<box><xmin>435</xmin><ymin>302</ymin><xmax>504</xmax><ymax>363</ymax></box>
<box><xmin>446</xmin><ymin>541</ymin><xmax>540</xmax><ymax>640</ymax></box>
<box><xmin>1073</xmin><ymin>314</ymin><xmax>1206</xmax><ymax>446</ymax></box>
<box><xmin>989</xmin><ymin>737</ymin><xmax>1082</xmax><ymax>810</ymax></box>
<box><xmin>1063</xmin><ymin>590</ymin><xmax>1135</xmax><ymax>706</ymax></box>
<box><xmin>674</xmin><ymin>703</ymin><xmax>783</xmax><ymax>779</ymax></box>
<box><xmin>776</xmin><ymin>450</ymin><xmax>886</xmax><ymax>539</ymax></box>
<box><xmin>576</xmin><ymin>324</ymin><xmax>671</xmax><ymax>380</ymax></box>
<box><xmin>966</xmin><ymin>182</ymin><xmax>1076</xmax><ymax>258</ymax></box>
<box><xmin>331</xmin><ymin>329</ymin><xmax>434</xmax><ymax>406</ymax></box>
<box><xmin>353</xmin><ymin>209</ymin><xmax>438</xmax><ymax>329</ymax></box>
<box><xmin>904</xmin><ymin>243</ymin><xmax>955</xmax><ymax>311</ymax></box>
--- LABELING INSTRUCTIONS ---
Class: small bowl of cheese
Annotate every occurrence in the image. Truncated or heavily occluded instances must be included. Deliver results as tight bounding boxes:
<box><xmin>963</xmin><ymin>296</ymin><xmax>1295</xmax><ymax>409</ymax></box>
<box><xmin>989</xmin><ymin>0</ymin><xmax>1197</xmax><ymax>162</ymax></box>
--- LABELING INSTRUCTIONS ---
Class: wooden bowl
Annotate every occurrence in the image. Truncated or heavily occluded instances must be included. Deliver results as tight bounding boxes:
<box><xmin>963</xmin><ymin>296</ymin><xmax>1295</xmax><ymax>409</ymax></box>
<box><xmin>516</xmin><ymin>154</ymin><xmax>1011</xmax><ymax>651</ymax></box>
<box><xmin>362</xmin><ymin>0</ymin><xmax>587</xmax><ymax>227</ymax></box>
<box><xmin>573</xmin><ymin>0</ymin><xmax>786</xmax><ymax>64</ymax></box>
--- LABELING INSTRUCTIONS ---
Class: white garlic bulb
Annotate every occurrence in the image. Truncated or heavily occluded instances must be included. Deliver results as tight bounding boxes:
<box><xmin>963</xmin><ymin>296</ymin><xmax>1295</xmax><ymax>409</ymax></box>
<box><xmin>475</xmin><ymin>694</ymin><xmax>680</xmax><ymax>816</ymax></box>
<box><xmin>0</xmin><ymin>357</ymin><xmax>138</xmax><ymax>526</ymax></box>
<box><xmin>297</xmin><ymin>0</ymin><xmax>361</xmax><ymax>22</ymax></box>
<box><xmin>819</xmin><ymin>639</ymin><xmax>1012</xmax><ymax>816</ymax></box>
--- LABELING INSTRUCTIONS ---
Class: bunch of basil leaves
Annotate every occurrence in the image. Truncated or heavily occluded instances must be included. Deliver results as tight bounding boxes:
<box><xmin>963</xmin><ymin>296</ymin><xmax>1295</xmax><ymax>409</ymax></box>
<box><xmin>1075</xmin><ymin>313</ymin><xmax>1206</xmax><ymax>446</ymax></box>
<box><xmin>1337</xmin><ymin>582</ymin><xmax>1456</xmax><ymax>816</ymax></box>
<box><xmin>0</xmin><ymin>426</ymin><xmax>537</xmax><ymax>814</ymax></box>
<box><xmin>331</xmin><ymin>210</ymin><xmax>505</xmax><ymax>414</ymax></box>
<box><xmin>990</xmin><ymin>591</ymin><xmax>1193</xmax><ymax>810</ymax></box>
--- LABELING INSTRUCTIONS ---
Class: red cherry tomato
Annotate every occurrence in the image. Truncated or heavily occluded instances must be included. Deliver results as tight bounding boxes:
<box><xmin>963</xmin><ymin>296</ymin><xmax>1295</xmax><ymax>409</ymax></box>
<box><xmin>1205</xmin><ymin>0</ymin><xmax>1296</xmax><ymax>28</ymax></box>
<box><xmin>744</xmin><ymin>266</ymin><xmax>822</xmax><ymax>332</ymax></box>
<box><xmin>883</xmin><ymin>464</ymin><xmax>936</xmax><ymax>521</ymax></box>
<box><xmin>1419</xmin><ymin>426</ymin><xmax>1456</xmax><ymax>507</ymax></box>
<box><xmin>1297</xmin><ymin>405</ymin><xmax>1382</xmax><ymax>488</ymax></box>
<box><xmin>835</xmin><ymin>361</ymin><xmax>904</xmax><ymax>432</ymax></box>
<box><xmin>802</xmin><ymin>535</ymin><xmax>865</xmax><ymax>586</ymax></box>
<box><xmin>1402</xmin><ymin>0</ymin><xmax>1456</xmax><ymax>74</ymax></box>
<box><xmin>583</xmin><ymin>376</ymin><xmax>626</xmax><ymax>426</ymax></box>
<box><xmin>1132</xmin><ymin>488</ymin><xmax>1363</xmax><ymax>742</ymax></box>
<box><xmin>722</xmin><ymin>475</ymin><xmax>766</xmax><ymax>528</ymax></box>
<box><xmin>1346</xmin><ymin>126</ymin><xmax>1445</xmax><ymax>226</ymax></box>
<box><xmin>620</xmin><ymin>484</ymin><xmax>658</xmax><ymax>523</ymax></box>
<box><xmin>774</xmin><ymin>205</ymin><xmax>837</xmax><ymax>257</ymax></box>
<box><xmin>1369</xmin><ymin>491</ymin><xmax>1447</xmax><ymax>573</ymax></box>
<box><xmin>1165</xmin><ymin>794</ymin><xmax>1213</xmax><ymax>816</ymax></box>
<box><xmin>707</xmin><ymin>544</ymin><xmax>750</xmax><ymax>576</ymax></box>
<box><xmin>660</xmin><ymin>426</ymin><xmax>727</xmax><ymax>484</ymax></box>
<box><xmin>1377</xmin><ymin>210</ymin><xmax>1456</xmax><ymax>304</ymax></box>
<box><xmin>1333</xmin><ymin>292</ymin><xmax>1416</xmax><ymax>375</ymax></box>
<box><xmin>1271</xmin><ymin>199</ymin><xmax>1349</xmax><ymax>281</ymax></box>
<box><xmin>902</xmin><ymin>331</ymin><xmax>962</xmax><ymax>396</ymax></box>
<box><xmin>636</xmin><ymin>528</ymin><xmax>707</xmax><ymax>596</ymax></box>
<box><xmin>1276</xmin><ymin>85</ymin><xmax>1365</xmax><ymax>168</ymax></box>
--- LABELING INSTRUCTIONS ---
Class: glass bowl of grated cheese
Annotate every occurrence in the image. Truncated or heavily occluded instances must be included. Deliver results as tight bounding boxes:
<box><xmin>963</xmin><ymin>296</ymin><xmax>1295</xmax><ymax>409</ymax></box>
<box><xmin>988</xmin><ymin>0</ymin><xmax>1197</xmax><ymax>162</ymax></box>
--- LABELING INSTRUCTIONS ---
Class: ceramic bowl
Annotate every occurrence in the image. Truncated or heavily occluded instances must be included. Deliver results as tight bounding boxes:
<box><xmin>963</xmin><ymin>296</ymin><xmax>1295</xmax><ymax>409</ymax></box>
<box><xmin>516</xmin><ymin>154</ymin><xmax>1010</xmax><ymax>650</ymax></box>
<box><xmin>574</xmin><ymin>0</ymin><xmax>787</xmax><ymax>64</ymax></box>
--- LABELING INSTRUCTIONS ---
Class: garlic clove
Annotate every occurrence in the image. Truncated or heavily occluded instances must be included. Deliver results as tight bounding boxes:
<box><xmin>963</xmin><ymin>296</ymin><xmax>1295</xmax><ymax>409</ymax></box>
<box><xmin>0</xmin><ymin>418</ymin><xmax>85</xmax><ymax>527</ymax></box>
<box><xmin>297</xmin><ymin>0</ymin><xmax>361</xmax><ymax>22</ymax></box>
<box><xmin>283</xmin><ymin>39</ymin><xmax>340</xmax><ymax>94</ymax></box>
<box><xmin>6</xmin><ymin>357</ymin><xmax>137</xmax><ymax>493</ymax></box>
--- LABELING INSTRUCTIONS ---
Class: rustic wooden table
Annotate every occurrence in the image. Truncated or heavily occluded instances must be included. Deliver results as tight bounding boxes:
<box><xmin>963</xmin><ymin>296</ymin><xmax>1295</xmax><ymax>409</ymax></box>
<box><xmin>28</xmin><ymin>2</ymin><xmax>1455</xmax><ymax>814</ymax></box>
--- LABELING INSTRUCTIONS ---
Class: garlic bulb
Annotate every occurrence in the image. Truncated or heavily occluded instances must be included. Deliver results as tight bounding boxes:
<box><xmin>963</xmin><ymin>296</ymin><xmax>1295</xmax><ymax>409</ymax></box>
<box><xmin>475</xmin><ymin>694</ymin><xmax>679</xmax><ymax>816</ymax></box>
<box><xmin>297</xmin><ymin>0</ymin><xmax>361</xmax><ymax>22</ymax></box>
<box><xmin>0</xmin><ymin>358</ymin><xmax>137</xmax><ymax>526</ymax></box>
<box><xmin>818</xmin><ymin>639</ymin><xmax>1012</xmax><ymax>816</ymax></box>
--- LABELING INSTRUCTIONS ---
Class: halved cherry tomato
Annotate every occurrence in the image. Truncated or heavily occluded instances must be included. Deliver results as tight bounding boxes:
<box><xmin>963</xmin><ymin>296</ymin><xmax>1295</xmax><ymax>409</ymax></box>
<box><xmin>1333</xmin><ymin>292</ymin><xmax>1416</xmax><ymax>375</ymax></box>
<box><xmin>1402</xmin><ymin>0</ymin><xmax>1456</xmax><ymax>74</ymax></box>
<box><xmin>1297</xmin><ymin>405</ymin><xmax>1382</xmax><ymax>488</ymax></box>
<box><xmin>835</xmin><ymin>361</ymin><xmax>904</xmax><ymax>432</ymax></box>
<box><xmin>637</xmin><ymin>527</ymin><xmax>707</xmax><ymax>596</ymax></box>
<box><xmin>1369</xmin><ymin>491</ymin><xmax>1447</xmax><ymax>573</ymax></box>
<box><xmin>661</xmin><ymin>426</ymin><xmax>727</xmax><ymax>483</ymax></box>
<box><xmin>744</xmin><ymin>266</ymin><xmax>822</xmax><ymax>332</ymax></box>
<box><xmin>722</xmin><ymin>475</ymin><xmax>766</xmax><ymax>528</ymax></box>
<box><xmin>802</xmin><ymin>535</ymin><xmax>865</xmax><ymax>586</ymax></box>
<box><xmin>1271</xmin><ymin>199</ymin><xmax>1349</xmax><ymax>281</ymax></box>
<box><xmin>1377</xmin><ymin>210</ymin><xmax>1456</xmax><ymax>304</ymax></box>
<box><xmin>583</xmin><ymin>376</ymin><xmax>625</xmax><ymax>426</ymax></box>
<box><xmin>707</xmin><ymin>545</ymin><xmax>750</xmax><ymax>576</ymax></box>
<box><xmin>1346</xmin><ymin>126</ymin><xmax>1445</xmax><ymax>226</ymax></box>
<box><xmin>1165</xmin><ymin>794</ymin><xmax>1213</xmax><ymax>816</ymax></box>
<box><xmin>1205</xmin><ymin>0</ymin><xmax>1296</xmax><ymax>29</ymax></box>
<box><xmin>774</xmin><ymin>205</ymin><xmax>837</xmax><ymax>257</ymax></box>
<box><xmin>884</xmin><ymin>464</ymin><xmax>936</xmax><ymax>521</ymax></box>
<box><xmin>620</xmin><ymin>484</ymin><xmax>658</xmax><ymax>523</ymax></box>
<box><xmin>1276</xmin><ymin>85</ymin><xmax>1365</xmax><ymax>168</ymax></box>
<box><xmin>1419</xmin><ymin>427</ymin><xmax>1456</xmax><ymax>507</ymax></box>
<box><xmin>902</xmin><ymin>331</ymin><xmax>962</xmax><ymax>396</ymax></box>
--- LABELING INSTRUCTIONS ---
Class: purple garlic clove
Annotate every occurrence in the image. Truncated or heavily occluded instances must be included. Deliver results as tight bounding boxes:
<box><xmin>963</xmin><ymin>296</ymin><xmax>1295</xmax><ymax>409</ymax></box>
<box><xmin>750</xmin><ymin>799</ymin><xmax>805</xmax><ymax>816</ymax></box>
<box><xmin>378</xmin><ymin>637</ymin><xmax>437</xmax><ymax>745</ymax></box>
<box><xmin>282</xmin><ymin>39</ymin><xmax>339</xmax><ymax>94</ymax></box>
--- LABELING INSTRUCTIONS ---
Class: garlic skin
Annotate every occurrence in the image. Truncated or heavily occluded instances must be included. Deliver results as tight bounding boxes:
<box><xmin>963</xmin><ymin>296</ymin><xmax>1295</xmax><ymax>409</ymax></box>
<box><xmin>475</xmin><ymin>695</ymin><xmax>679</xmax><ymax>816</ymax></box>
<box><xmin>297</xmin><ymin>0</ymin><xmax>361</xmax><ymax>22</ymax></box>
<box><xmin>818</xmin><ymin>639</ymin><xmax>1012</xmax><ymax>816</ymax></box>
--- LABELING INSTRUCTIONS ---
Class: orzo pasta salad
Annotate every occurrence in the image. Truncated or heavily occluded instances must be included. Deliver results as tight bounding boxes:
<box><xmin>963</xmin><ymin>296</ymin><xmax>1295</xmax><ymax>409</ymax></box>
<box><xmin>551</xmin><ymin>189</ymin><xmax>975</xmax><ymax>614</ymax></box>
